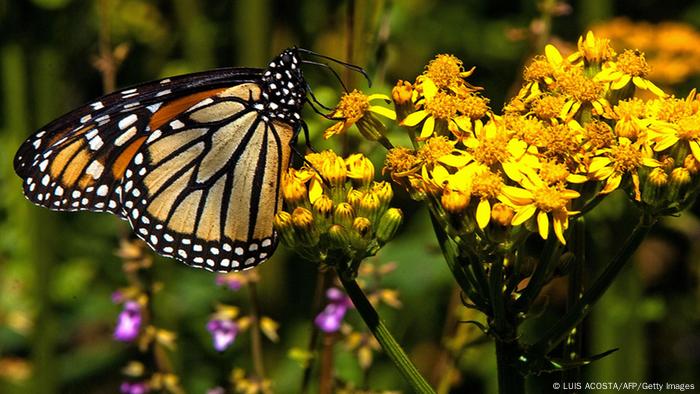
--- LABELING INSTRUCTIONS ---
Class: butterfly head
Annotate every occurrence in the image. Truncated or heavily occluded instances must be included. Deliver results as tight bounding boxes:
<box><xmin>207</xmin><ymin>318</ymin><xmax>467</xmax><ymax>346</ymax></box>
<box><xmin>261</xmin><ymin>48</ymin><xmax>306</xmax><ymax>125</ymax></box>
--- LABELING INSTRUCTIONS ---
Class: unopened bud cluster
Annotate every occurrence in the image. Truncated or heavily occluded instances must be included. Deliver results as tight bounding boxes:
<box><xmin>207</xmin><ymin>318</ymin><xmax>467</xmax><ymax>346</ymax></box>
<box><xmin>274</xmin><ymin>151</ymin><xmax>403</xmax><ymax>266</ymax></box>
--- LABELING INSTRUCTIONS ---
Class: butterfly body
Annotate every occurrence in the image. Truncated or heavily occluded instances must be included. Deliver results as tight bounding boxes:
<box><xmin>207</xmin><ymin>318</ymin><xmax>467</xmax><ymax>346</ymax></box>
<box><xmin>14</xmin><ymin>48</ymin><xmax>307</xmax><ymax>272</ymax></box>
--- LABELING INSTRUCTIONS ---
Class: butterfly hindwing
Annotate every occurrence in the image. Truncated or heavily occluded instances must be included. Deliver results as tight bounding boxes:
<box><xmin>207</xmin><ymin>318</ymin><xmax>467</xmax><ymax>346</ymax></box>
<box><xmin>120</xmin><ymin>83</ymin><xmax>295</xmax><ymax>271</ymax></box>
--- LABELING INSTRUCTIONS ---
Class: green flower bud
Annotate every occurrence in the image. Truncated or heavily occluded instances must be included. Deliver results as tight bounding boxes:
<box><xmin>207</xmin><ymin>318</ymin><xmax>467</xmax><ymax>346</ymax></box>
<box><xmin>358</xmin><ymin>192</ymin><xmax>381</xmax><ymax>224</ymax></box>
<box><xmin>667</xmin><ymin>167</ymin><xmax>691</xmax><ymax>202</ymax></box>
<box><xmin>351</xmin><ymin>217</ymin><xmax>372</xmax><ymax>249</ymax></box>
<box><xmin>346</xmin><ymin>188</ymin><xmax>364</xmax><ymax>210</ymax></box>
<box><xmin>376</xmin><ymin>208</ymin><xmax>403</xmax><ymax>243</ymax></box>
<box><xmin>273</xmin><ymin>211</ymin><xmax>296</xmax><ymax>247</ymax></box>
<box><xmin>292</xmin><ymin>207</ymin><xmax>319</xmax><ymax>246</ymax></box>
<box><xmin>641</xmin><ymin>167</ymin><xmax>668</xmax><ymax>206</ymax></box>
<box><xmin>333</xmin><ymin>203</ymin><xmax>355</xmax><ymax>228</ymax></box>
<box><xmin>327</xmin><ymin>224</ymin><xmax>351</xmax><ymax>248</ymax></box>
<box><xmin>312</xmin><ymin>194</ymin><xmax>334</xmax><ymax>230</ymax></box>
<box><xmin>372</xmin><ymin>181</ymin><xmax>394</xmax><ymax>213</ymax></box>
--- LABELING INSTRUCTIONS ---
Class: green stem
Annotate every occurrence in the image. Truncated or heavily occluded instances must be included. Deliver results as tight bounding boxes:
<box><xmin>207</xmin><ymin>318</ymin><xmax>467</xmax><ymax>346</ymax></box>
<box><xmin>338</xmin><ymin>273</ymin><xmax>435</xmax><ymax>393</ymax></box>
<box><xmin>515</xmin><ymin>235</ymin><xmax>559</xmax><ymax>311</ymax></box>
<box><xmin>496</xmin><ymin>340</ymin><xmax>525</xmax><ymax>394</ymax></box>
<box><xmin>529</xmin><ymin>213</ymin><xmax>657</xmax><ymax>354</ymax></box>
<box><xmin>563</xmin><ymin>217</ymin><xmax>586</xmax><ymax>384</ymax></box>
<box><xmin>248</xmin><ymin>281</ymin><xmax>266</xmax><ymax>380</ymax></box>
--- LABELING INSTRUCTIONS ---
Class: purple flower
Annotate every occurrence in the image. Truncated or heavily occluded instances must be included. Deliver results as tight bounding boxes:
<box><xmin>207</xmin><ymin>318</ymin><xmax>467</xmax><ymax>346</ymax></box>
<box><xmin>120</xmin><ymin>381</ymin><xmax>149</xmax><ymax>394</ymax></box>
<box><xmin>215</xmin><ymin>275</ymin><xmax>242</xmax><ymax>291</ymax></box>
<box><xmin>207</xmin><ymin>318</ymin><xmax>239</xmax><ymax>351</ymax></box>
<box><xmin>314</xmin><ymin>287</ymin><xmax>353</xmax><ymax>333</ymax></box>
<box><xmin>114</xmin><ymin>301</ymin><xmax>142</xmax><ymax>342</ymax></box>
<box><xmin>206</xmin><ymin>387</ymin><xmax>226</xmax><ymax>394</ymax></box>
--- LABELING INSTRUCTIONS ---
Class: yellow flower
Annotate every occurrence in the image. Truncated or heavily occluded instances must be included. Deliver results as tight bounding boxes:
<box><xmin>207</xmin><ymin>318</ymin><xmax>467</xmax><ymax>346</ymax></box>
<box><xmin>324</xmin><ymin>90</ymin><xmax>396</xmax><ymax>139</ymax></box>
<box><xmin>419</xmin><ymin>54</ymin><xmax>476</xmax><ymax>91</ymax></box>
<box><xmin>556</xmin><ymin>67</ymin><xmax>609</xmax><ymax>119</ymax></box>
<box><xmin>506</xmin><ymin>173</ymin><xmax>580</xmax><ymax>244</ymax></box>
<box><xmin>589</xmin><ymin>137</ymin><xmax>661</xmax><ymax>200</ymax></box>
<box><xmin>571</xmin><ymin>31</ymin><xmax>616</xmax><ymax>64</ymax></box>
<box><xmin>596</xmin><ymin>49</ymin><xmax>667</xmax><ymax>97</ymax></box>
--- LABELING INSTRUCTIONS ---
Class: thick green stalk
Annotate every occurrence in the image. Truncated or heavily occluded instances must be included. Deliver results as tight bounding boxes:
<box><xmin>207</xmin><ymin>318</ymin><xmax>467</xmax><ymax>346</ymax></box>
<box><xmin>529</xmin><ymin>213</ymin><xmax>656</xmax><ymax>354</ymax></box>
<box><xmin>496</xmin><ymin>340</ymin><xmax>525</xmax><ymax>394</ymax></box>
<box><xmin>338</xmin><ymin>274</ymin><xmax>435</xmax><ymax>393</ymax></box>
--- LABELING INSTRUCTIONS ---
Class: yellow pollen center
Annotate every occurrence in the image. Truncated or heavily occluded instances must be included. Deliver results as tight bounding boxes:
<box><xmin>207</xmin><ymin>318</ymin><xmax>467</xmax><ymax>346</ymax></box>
<box><xmin>616</xmin><ymin>50</ymin><xmax>650</xmax><ymax>77</ymax></box>
<box><xmin>523</xmin><ymin>57</ymin><xmax>554</xmax><ymax>82</ymax></box>
<box><xmin>557</xmin><ymin>71</ymin><xmax>604</xmax><ymax>103</ymax></box>
<box><xmin>458</xmin><ymin>94</ymin><xmax>489</xmax><ymax>119</ymax></box>
<box><xmin>539</xmin><ymin>161</ymin><xmax>570</xmax><ymax>184</ymax></box>
<box><xmin>532</xmin><ymin>185</ymin><xmax>568</xmax><ymax>212</ymax></box>
<box><xmin>532</xmin><ymin>95</ymin><xmax>566</xmax><ymax>120</ymax></box>
<box><xmin>584</xmin><ymin>120</ymin><xmax>614</xmax><ymax>150</ymax></box>
<box><xmin>539</xmin><ymin>124</ymin><xmax>580</xmax><ymax>160</ymax></box>
<box><xmin>425</xmin><ymin>91</ymin><xmax>459</xmax><ymax>120</ymax></box>
<box><xmin>610</xmin><ymin>144</ymin><xmax>642</xmax><ymax>173</ymax></box>
<box><xmin>471</xmin><ymin>171</ymin><xmax>503</xmax><ymax>199</ymax></box>
<box><xmin>418</xmin><ymin>136</ymin><xmax>454</xmax><ymax>164</ymax></box>
<box><xmin>385</xmin><ymin>147</ymin><xmax>419</xmax><ymax>173</ymax></box>
<box><xmin>471</xmin><ymin>133</ymin><xmax>509</xmax><ymax>165</ymax></box>
<box><xmin>650</xmin><ymin>97</ymin><xmax>694</xmax><ymax>122</ymax></box>
<box><xmin>337</xmin><ymin>90</ymin><xmax>369</xmax><ymax>121</ymax></box>
<box><xmin>424</xmin><ymin>54</ymin><xmax>463</xmax><ymax>89</ymax></box>
<box><xmin>614</xmin><ymin>98</ymin><xmax>646</xmax><ymax>120</ymax></box>
<box><xmin>676</xmin><ymin>115</ymin><xmax>700</xmax><ymax>140</ymax></box>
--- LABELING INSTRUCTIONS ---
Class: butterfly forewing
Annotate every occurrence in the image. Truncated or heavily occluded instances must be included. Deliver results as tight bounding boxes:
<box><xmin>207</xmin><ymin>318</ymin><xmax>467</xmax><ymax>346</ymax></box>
<box><xmin>14</xmin><ymin>68</ymin><xmax>262</xmax><ymax>218</ymax></box>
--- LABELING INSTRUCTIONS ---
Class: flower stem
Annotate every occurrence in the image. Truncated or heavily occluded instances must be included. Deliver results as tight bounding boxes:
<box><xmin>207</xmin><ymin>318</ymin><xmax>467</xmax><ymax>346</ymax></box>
<box><xmin>247</xmin><ymin>281</ymin><xmax>266</xmax><ymax>380</ymax></box>
<box><xmin>301</xmin><ymin>269</ymin><xmax>332</xmax><ymax>393</ymax></box>
<box><xmin>496</xmin><ymin>339</ymin><xmax>525</xmax><ymax>394</ymax></box>
<box><xmin>337</xmin><ymin>272</ymin><xmax>436</xmax><ymax>393</ymax></box>
<box><xmin>529</xmin><ymin>213</ymin><xmax>657</xmax><ymax>354</ymax></box>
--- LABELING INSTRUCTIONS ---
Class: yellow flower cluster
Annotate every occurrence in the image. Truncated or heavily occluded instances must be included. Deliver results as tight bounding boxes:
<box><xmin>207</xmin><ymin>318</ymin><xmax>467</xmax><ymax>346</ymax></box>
<box><xmin>275</xmin><ymin>151</ymin><xmax>403</xmax><ymax>265</ymax></box>
<box><xmin>375</xmin><ymin>31</ymin><xmax>700</xmax><ymax>245</ymax></box>
<box><xmin>593</xmin><ymin>18</ymin><xmax>700</xmax><ymax>85</ymax></box>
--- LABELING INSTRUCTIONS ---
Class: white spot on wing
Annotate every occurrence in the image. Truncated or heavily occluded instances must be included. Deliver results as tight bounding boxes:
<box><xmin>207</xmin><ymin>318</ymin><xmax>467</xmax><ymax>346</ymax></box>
<box><xmin>119</xmin><ymin>114</ymin><xmax>138</xmax><ymax>130</ymax></box>
<box><xmin>115</xmin><ymin>126</ymin><xmax>137</xmax><ymax>146</ymax></box>
<box><xmin>147</xmin><ymin>102</ymin><xmax>162</xmax><ymax>113</ymax></box>
<box><xmin>85</xmin><ymin>161</ymin><xmax>104</xmax><ymax>179</ymax></box>
<box><xmin>97</xmin><ymin>185</ymin><xmax>109</xmax><ymax>196</ymax></box>
<box><xmin>170</xmin><ymin>120</ymin><xmax>185</xmax><ymax>129</ymax></box>
<box><xmin>88</xmin><ymin>135</ymin><xmax>103</xmax><ymax>150</ymax></box>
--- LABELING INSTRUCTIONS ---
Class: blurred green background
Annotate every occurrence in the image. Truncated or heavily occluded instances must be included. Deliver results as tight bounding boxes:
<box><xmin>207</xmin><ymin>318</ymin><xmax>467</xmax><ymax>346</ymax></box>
<box><xmin>1</xmin><ymin>0</ymin><xmax>699</xmax><ymax>393</ymax></box>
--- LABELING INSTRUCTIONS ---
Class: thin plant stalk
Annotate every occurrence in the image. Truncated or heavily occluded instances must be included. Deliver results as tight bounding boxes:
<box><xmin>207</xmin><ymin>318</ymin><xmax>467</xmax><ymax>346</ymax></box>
<box><xmin>300</xmin><ymin>269</ymin><xmax>333</xmax><ymax>393</ymax></box>
<box><xmin>338</xmin><ymin>271</ymin><xmax>435</xmax><ymax>393</ymax></box>
<box><xmin>247</xmin><ymin>281</ymin><xmax>266</xmax><ymax>380</ymax></box>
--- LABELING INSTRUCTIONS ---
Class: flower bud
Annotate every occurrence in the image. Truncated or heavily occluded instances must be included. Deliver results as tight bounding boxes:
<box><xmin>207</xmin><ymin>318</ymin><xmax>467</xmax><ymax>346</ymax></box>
<box><xmin>333</xmin><ymin>202</ymin><xmax>355</xmax><ymax>228</ymax></box>
<box><xmin>666</xmin><ymin>167</ymin><xmax>691</xmax><ymax>202</ymax></box>
<box><xmin>376</xmin><ymin>208</ymin><xmax>403</xmax><ymax>243</ymax></box>
<box><xmin>346</xmin><ymin>154</ymin><xmax>375</xmax><ymax>187</ymax></box>
<box><xmin>358</xmin><ymin>192</ymin><xmax>381</xmax><ymax>224</ymax></box>
<box><xmin>346</xmin><ymin>188</ymin><xmax>364</xmax><ymax>210</ymax></box>
<box><xmin>441</xmin><ymin>188</ymin><xmax>469</xmax><ymax>214</ymax></box>
<box><xmin>372</xmin><ymin>181</ymin><xmax>394</xmax><ymax>212</ymax></box>
<box><xmin>351</xmin><ymin>217</ymin><xmax>372</xmax><ymax>249</ymax></box>
<box><xmin>274</xmin><ymin>212</ymin><xmax>296</xmax><ymax>247</ymax></box>
<box><xmin>641</xmin><ymin>167</ymin><xmax>668</xmax><ymax>205</ymax></box>
<box><xmin>684</xmin><ymin>154</ymin><xmax>700</xmax><ymax>174</ymax></box>
<box><xmin>490</xmin><ymin>203</ymin><xmax>514</xmax><ymax>226</ymax></box>
<box><xmin>327</xmin><ymin>224</ymin><xmax>351</xmax><ymax>248</ymax></box>
<box><xmin>312</xmin><ymin>195</ymin><xmax>334</xmax><ymax>230</ymax></box>
<box><xmin>292</xmin><ymin>207</ymin><xmax>319</xmax><ymax>246</ymax></box>
<box><xmin>319</xmin><ymin>154</ymin><xmax>347</xmax><ymax>187</ymax></box>
<box><xmin>282</xmin><ymin>174</ymin><xmax>308</xmax><ymax>208</ymax></box>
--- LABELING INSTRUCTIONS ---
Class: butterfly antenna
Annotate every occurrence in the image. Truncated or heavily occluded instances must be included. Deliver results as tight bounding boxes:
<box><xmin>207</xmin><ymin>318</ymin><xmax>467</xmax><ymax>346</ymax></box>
<box><xmin>305</xmin><ymin>82</ymin><xmax>333</xmax><ymax>111</ymax></box>
<box><xmin>297</xmin><ymin>48</ymin><xmax>372</xmax><ymax>87</ymax></box>
<box><xmin>302</xmin><ymin>60</ymin><xmax>350</xmax><ymax>92</ymax></box>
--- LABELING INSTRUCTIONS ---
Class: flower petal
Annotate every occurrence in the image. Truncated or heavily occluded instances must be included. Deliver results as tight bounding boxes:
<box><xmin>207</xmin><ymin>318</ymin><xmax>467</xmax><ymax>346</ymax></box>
<box><xmin>402</xmin><ymin>110</ymin><xmax>428</xmax><ymax>127</ymax></box>
<box><xmin>420</xmin><ymin>116</ymin><xmax>436</xmax><ymax>139</ymax></box>
<box><xmin>369</xmin><ymin>105</ymin><xmax>397</xmax><ymax>120</ymax></box>
<box><xmin>476</xmin><ymin>199</ymin><xmax>491</xmax><ymax>229</ymax></box>
<box><xmin>511</xmin><ymin>204</ymin><xmax>536</xmax><ymax>226</ymax></box>
<box><xmin>537</xmin><ymin>211</ymin><xmax>549</xmax><ymax>240</ymax></box>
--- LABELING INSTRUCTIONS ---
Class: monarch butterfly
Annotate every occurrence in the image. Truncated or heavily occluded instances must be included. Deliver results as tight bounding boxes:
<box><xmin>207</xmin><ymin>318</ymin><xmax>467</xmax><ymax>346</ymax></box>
<box><xmin>14</xmin><ymin>47</ymin><xmax>360</xmax><ymax>273</ymax></box>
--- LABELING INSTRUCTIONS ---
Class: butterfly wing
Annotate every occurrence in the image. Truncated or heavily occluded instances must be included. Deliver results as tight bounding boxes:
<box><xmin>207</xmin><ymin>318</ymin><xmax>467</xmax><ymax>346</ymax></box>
<box><xmin>14</xmin><ymin>67</ymin><xmax>262</xmax><ymax>218</ymax></box>
<box><xmin>120</xmin><ymin>83</ymin><xmax>295</xmax><ymax>271</ymax></box>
